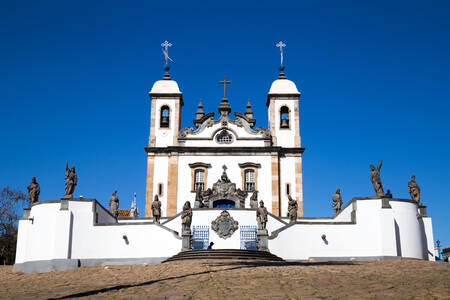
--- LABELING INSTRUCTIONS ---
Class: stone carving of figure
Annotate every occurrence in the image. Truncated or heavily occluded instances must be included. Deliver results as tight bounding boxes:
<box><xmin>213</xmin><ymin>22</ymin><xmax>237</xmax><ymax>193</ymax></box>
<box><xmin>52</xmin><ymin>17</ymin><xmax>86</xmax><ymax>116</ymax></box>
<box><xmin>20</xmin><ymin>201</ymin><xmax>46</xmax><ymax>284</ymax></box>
<box><xmin>181</xmin><ymin>201</ymin><xmax>192</xmax><ymax>233</ymax></box>
<box><xmin>194</xmin><ymin>188</ymin><xmax>204</xmax><ymax>208</ymax></box>
<box><xmin>370</xmin><ymin>160</ymin><xmax>385</xmax><ymax>197</ymax></box>
<box><xmin>250</xmin><ymin>191</ymin><xmax>258</xmax><ymax>209</ymax></box>
<box><xmin>287</xmin><ymin>195</ymin><xmax>298</xmax><ymax>223</ymax></box>
<box><xmin>331</xmin><ymin>188</ymin><xmax>343</xmax><ymax>215</ymax></box>
<box><xmin>408</xmin><ymin>174</ymin><xmax>421</xmax><ymax>205</ymax></box>
<box><xmin>64</xmin><ymin>162</ymin><xmax>77</xmax><ymax>198</ymax></box>
<box><xmin>109</xmin><ymin>190</ymin><xmax>119</xmax><ymax>217</ymax></box>
<box><xmin>152</xmin><ymin>195</ymin><xmax>162</xmax><ymax>223</ymax></box>
<box><xmin>256</xmin><ymin>200</ymin><xmax>268</xmax><ymax>230</ymax></box>
<box><xmin>27</xmin><ymin>176</ymin><xmax>40</xmax><ymax>204</ymax></box>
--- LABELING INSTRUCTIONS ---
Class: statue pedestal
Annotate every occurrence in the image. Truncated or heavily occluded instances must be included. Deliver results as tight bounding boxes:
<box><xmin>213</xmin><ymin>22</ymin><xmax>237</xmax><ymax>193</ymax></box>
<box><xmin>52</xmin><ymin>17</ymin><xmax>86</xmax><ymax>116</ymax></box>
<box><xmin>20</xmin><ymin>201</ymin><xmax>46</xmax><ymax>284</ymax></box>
<box><xmin>419</xmin><ymin>205</ymin><xmax>427</xmax><ymax>217</ymax></box>
<box><xmin>257</xmin><ymin>229</ymin><xmax>269</xmax><ymax>251</ymax></box>
<box><xmin>181</xmin><ymin>230</ymin><xmax>192</xmax><ymax>252</ymax></box>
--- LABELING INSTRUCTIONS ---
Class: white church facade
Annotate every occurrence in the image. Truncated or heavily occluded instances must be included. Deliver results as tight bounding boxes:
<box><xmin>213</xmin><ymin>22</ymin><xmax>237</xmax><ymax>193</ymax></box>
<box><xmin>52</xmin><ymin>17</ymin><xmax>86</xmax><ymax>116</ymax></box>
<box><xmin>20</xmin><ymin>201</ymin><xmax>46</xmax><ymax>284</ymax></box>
<box><xmin>144</xmin><ymin>68</ymin><xmax>303</xmax><ymax>219</ymax></box>
<box><xmin>13</xmin><ymin>47</ymin><xmax>436</xmax><ymax>273</ymax></box>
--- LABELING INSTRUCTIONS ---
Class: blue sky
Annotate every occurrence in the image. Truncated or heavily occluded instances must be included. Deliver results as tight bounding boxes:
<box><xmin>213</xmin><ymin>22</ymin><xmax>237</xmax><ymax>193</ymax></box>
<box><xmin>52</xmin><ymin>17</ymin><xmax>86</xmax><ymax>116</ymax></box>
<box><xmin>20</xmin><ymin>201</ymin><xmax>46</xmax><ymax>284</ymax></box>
<box><xmin>1</xmin><ymin>1</ymin><xmax>449</xmax><ymax>247</ymax></box>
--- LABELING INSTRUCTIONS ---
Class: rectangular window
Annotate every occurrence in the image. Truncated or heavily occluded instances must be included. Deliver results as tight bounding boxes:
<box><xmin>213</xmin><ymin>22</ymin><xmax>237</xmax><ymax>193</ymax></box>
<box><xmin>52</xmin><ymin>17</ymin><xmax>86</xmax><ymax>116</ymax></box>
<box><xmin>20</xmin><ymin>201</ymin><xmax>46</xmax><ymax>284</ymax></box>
<box><xmin>244</xmin><ymin>169</ymin><xmax>255</xmax><ymax>191</ymax></box>
<box><xmin>194</xmin><ymin>169</ymin><xmax>205</xmax><ymax>191</ymax></box>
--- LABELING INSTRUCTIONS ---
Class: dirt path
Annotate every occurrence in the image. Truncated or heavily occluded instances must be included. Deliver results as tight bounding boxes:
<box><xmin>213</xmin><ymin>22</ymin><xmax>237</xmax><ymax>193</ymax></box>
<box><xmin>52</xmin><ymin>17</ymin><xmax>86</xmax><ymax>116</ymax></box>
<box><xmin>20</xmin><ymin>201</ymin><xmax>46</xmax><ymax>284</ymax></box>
<box><xmin>1</xmin><ymin>259</ymin><xmax>449</xmax><ymax>299</ymax></box>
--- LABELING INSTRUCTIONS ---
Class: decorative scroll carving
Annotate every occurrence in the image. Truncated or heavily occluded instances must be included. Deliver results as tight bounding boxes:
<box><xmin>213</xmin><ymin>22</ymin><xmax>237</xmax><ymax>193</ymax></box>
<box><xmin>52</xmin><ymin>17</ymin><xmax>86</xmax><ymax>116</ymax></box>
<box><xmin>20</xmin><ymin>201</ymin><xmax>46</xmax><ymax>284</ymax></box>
<box><xmin>211</xmin><ymin>210</ymin><xmax>239</xmax><ymax>239</ymax></box>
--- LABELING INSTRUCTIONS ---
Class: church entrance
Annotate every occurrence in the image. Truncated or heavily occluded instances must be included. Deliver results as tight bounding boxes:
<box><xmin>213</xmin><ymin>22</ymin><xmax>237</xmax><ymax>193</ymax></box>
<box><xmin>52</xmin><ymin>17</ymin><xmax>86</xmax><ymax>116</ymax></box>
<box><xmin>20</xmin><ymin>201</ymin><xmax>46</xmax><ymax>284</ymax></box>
<box><xmin>213</xmin><ymin>199</ymin><xmax>235</xmax><ymax>208</ymax></box>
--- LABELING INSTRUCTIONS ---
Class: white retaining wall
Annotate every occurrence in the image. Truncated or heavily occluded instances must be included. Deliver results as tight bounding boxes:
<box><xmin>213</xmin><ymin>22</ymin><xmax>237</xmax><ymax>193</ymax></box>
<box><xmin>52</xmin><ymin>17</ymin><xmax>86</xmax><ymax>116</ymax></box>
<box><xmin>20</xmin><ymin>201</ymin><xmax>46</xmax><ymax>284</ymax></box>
<box><xmin>14</xmin><ymin>197</ymin><xmax>435</xmax><ymax>272</ymax></box>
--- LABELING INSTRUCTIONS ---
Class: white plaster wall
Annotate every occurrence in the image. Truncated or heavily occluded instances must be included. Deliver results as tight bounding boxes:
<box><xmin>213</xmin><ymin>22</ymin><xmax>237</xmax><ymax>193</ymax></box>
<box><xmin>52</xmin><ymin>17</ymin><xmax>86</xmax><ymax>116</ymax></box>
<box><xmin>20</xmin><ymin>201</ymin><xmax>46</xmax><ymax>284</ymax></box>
<box><xmin>152</xmin><ymin>156</ymin><xmax>168</xmax><ymax>217</ymax></box>
<box><xmin>279</xmin><ymin>156</ymin><xmax>297</xmax><ymax>217</ymax></box>
<box><xmin>176</xmin><ymin>155</ymin><xmax>273</xmax><ymax>213</ymax></box>
<box><xmin>389</xmin><ymin>201</ymin><xmax>425</xmax><ymax>259</ymax></box>
<box><xmin>15</xmin><ymin>198</ymin><xmax>434</xmax><ymax>265</ymax></box>
<box><xmin>95</xmin><ymin>203</ymin><xmax>116</xmax><ymax>224</ymax></box>
<box><xmin>271</xmin><ymin>201</ymin><xmax>386</xmax><ymax>260</ymax></box>
<box><xmin>16</xmin><ymin>201</ymin><xmax>181</xmax><ymax>264</ymax></box>
<box><xmin>421</xmin><ymin>217</ymin><xmax>435</xmax><ymax>261</ymax></box>
<box><xmin>154</xmin><ymin>99</ymin><xmax>178</xmax><ymax>147</ymax></box>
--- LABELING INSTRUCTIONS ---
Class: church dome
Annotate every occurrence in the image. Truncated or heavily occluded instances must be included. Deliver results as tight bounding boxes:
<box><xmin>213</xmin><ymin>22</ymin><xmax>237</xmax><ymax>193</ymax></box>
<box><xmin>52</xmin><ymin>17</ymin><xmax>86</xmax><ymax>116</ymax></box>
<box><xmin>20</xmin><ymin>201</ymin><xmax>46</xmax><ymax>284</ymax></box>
<box><xmin>268</xmin><ymin>78</ymin><xmax>300</xmax><ymax>95</ymax></box>
<box><xmin>150</xmin><ymin>79</ymin><xmax>181</xmax><ymax>94</ymax></box>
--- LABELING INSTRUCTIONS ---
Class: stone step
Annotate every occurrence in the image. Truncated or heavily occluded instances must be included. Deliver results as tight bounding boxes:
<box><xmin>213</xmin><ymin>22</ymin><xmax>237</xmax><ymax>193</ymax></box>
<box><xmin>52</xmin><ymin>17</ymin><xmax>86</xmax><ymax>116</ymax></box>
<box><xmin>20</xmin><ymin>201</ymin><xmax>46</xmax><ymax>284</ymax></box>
<box><xmin>163</xmin><ymin>249</ymin><xmax>284</xmax><ymax>263</ymax></box>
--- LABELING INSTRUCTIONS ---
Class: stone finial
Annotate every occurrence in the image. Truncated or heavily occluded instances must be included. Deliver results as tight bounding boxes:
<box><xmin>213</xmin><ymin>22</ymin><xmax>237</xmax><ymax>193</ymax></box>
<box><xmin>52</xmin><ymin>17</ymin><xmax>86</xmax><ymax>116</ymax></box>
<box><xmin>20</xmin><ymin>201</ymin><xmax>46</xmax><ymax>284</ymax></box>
<box><xmin>278</xmin><ymin>65</ymin><xmax>287</xmax><ymax>80</ymax></box>
<box><xmin>244</xmin><ymin>100</ymin><xmax>254</xmax><ymax>119</ymax></box>
<box><xmin>131</xmin><ymin>192</ymin><xmax>139</xmax><ymax>218</ymax></box>
<box><xmin>195</xmin><ymin>100</ymin><xmax>205</xmax><ymax>120</ymax></box>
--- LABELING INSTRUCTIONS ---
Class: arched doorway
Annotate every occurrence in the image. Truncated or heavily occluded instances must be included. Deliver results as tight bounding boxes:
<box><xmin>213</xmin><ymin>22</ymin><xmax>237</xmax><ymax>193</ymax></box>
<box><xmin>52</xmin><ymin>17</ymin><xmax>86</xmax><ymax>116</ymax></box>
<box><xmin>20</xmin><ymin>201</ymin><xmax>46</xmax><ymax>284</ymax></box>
<box><xmin>213</xmin><ymin>199</ymin><xmax>235</xmax><ymax>208</ymax></box>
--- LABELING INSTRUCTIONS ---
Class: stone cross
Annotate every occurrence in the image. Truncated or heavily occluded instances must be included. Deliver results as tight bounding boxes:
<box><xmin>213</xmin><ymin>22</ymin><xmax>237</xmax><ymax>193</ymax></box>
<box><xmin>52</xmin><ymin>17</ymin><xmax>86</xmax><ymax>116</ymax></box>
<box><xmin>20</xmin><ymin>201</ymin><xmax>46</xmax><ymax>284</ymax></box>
<box><xmin>276</xmin><ymin>41</ymin><xmax>286</xmax><ymax>65</ymax></box>
<box><xmin>218</xmin><ymin>77</ymin><xmax>232</xmax><ymax>98</ymax></box>
<box><xmin>161</xmin><ymin>40</ymin><xmax>173</xmax><ymax>65</ymax></box>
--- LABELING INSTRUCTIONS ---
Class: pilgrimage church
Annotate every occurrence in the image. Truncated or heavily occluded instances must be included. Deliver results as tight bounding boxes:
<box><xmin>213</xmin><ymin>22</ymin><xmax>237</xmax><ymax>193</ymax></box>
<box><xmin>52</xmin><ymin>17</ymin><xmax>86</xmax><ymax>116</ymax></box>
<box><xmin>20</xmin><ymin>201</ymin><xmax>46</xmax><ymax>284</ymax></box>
<box><xmin>13</xmin><ymin>42</ymin><xmax>436</xmax><ymax>273</ymax></box>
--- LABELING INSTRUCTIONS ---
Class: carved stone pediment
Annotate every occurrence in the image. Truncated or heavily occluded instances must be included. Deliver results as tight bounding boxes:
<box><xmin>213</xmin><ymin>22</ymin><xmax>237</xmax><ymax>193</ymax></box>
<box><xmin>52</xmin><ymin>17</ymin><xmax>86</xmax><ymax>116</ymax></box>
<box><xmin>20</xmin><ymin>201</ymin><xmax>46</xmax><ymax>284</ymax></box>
<box><xmin>211</xmin><ymin>210</ymin><xmax>239</xmax><ymax>239</ymax></box>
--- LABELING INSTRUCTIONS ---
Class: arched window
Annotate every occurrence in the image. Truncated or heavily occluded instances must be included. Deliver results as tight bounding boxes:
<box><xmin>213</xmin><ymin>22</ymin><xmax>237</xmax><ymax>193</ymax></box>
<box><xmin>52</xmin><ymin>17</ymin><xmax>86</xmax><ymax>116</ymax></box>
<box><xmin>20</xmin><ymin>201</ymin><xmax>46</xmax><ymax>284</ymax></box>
<box><xmin>160</xmin><ymin>106</ymin><xmax>170</xmax><ymax>128</ymax></box>
<box><xmin>216</xmin><ymin>130</ymin><xmax>233</xmax><ymax>144</ymax></box>
<box><xmin>194</xmin><ymin>169</ymin><xmax>205</xmax><ymax>191</ymax></box>
<box><xmin>244</xmin><ymin>169</ymin><xmax>255</xmax><ymax>192</ymax></box>
<box><xmin>280</xmin><ymin>106</ymin><xmax>290</xmax><ymax>128</ymax></box>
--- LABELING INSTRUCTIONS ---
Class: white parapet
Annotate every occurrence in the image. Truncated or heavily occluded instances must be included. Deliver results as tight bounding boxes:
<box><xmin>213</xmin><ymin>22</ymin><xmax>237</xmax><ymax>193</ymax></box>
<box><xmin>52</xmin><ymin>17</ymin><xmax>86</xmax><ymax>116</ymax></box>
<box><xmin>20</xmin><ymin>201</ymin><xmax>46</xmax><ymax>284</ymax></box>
<box><xmin>14</xmin><ymin>196</ymin><xmax>434</xmax><ymax>273</ymax></box>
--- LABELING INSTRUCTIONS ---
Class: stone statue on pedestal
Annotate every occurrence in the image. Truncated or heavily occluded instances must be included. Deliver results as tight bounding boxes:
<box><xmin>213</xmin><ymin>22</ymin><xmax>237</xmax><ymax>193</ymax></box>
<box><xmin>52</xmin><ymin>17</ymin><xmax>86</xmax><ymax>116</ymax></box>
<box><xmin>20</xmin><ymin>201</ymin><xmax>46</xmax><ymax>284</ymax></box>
<box><xmin>27</xmin><ymin>176</ymin><xmax>40</xmax><ymax>204</ymax></box>
<box><xmin>63</xmin><ymin>162</ymin><xmax>77</xmax><ymax>198</ymax></box>
<box><xmin>408</xmin><ymin>174</ymin><xmax>421</xmax><ymax>205</ymax></box>
<box><xmin>256</xmin><ymin>200</ymin><xmax>268</xmax><ymax>230</ymax></box>
<box><xmin>249</xmin><ymin>191</ymin><xmax>258</xmax><ymax>209</ymax></box>
<box><xmin>181</xmin><ymin>201</ymin><xmax>192</xmax><ymax>233</ymax></box>
<box><xmin>287</xmin><ymin>195</ymin><xmax>298</xmax><ymax>223</ymax></box>
<box><xmin>152</xmin><ymin>194</ymin><xmax>162</xmax><ymax>223</ymax></box>
<box><xmin>332</xmin><ymin>188</ymin><xmax>343</xmax><ymax>215</ymax></box>
<box><xmin>109</xmin><ymin>190</ymin><xmax>119</xmax><ymax>217</ymax></box>
<box><xmin>370</xmin><ymin>160</ymin><xmax>385</xmax><ymax>197</ymax></box>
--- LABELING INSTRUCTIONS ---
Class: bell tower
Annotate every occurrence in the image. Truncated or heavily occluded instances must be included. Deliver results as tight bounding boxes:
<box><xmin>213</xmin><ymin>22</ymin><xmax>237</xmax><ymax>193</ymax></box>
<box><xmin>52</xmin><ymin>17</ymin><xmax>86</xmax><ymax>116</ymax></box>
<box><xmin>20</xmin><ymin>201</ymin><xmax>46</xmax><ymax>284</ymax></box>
<box><xmin>145</xmin><ymin>40</ymin><xmax>183</xmax><ymax>217</ymax></box>
<box><xmin>266</xmin><ymin>41</ymin><xmax>304</xmax><ymax>217</ymax></box>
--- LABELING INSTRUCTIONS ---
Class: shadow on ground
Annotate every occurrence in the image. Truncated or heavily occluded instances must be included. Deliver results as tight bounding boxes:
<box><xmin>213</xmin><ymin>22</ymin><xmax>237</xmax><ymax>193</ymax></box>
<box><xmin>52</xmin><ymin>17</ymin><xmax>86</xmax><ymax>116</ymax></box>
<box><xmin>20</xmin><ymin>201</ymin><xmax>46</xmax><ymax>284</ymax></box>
<box><xmin>46</xmin><ymin>260</ymin><xmax>357</xmax><ymax>299</ymax></box>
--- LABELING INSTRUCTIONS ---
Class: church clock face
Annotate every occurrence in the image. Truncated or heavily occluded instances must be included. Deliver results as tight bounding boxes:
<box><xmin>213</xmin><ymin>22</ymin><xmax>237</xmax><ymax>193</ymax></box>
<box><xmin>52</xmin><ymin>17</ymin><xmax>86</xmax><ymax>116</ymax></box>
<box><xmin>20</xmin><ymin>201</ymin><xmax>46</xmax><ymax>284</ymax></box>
<box><xmin>161</xmin><ymin>131</ymin><xmax>168</xmax><ymax>137</ymax></box>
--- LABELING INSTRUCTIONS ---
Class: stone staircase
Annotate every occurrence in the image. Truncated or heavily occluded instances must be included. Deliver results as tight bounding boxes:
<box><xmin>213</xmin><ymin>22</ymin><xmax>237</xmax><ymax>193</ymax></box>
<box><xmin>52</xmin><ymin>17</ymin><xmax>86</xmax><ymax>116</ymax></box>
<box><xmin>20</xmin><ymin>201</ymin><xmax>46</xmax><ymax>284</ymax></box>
<box><xmin>163</xmin><ymin>249</ymin><xmax>284</xmax><ymax>263</ymax></box>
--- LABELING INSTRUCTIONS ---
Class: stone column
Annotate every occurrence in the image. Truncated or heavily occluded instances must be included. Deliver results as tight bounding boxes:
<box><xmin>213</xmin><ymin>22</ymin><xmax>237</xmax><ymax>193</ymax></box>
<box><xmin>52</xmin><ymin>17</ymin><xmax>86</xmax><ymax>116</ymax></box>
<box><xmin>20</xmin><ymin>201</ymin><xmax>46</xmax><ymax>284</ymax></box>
<box><xmin>257</xmin><ymin>229</ymin><xmax>269</xmax><ymax>251</ymax></box>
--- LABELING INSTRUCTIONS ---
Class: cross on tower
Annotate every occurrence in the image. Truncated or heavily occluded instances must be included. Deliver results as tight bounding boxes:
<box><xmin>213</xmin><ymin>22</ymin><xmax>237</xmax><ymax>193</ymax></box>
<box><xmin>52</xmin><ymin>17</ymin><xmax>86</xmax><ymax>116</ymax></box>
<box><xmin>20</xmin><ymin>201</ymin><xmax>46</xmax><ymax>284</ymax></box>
<box><xmin>222</xmin><ymin>165</ymin><xmax>227</xmax><ymax>172</ymax></box>
<box><xmin>161</xmin><ymin>40</ymin><xmax>173</xmax><ymax>65</ymax></box>
<box><xmin>276</xmin><ymin>41</ymin><xmax>286</xmax><ymax>66</ymax></box>
<box><xmin>218</xmin><ymin>77</ymin><xmax>232</xmax><ymax>99</ymax></box>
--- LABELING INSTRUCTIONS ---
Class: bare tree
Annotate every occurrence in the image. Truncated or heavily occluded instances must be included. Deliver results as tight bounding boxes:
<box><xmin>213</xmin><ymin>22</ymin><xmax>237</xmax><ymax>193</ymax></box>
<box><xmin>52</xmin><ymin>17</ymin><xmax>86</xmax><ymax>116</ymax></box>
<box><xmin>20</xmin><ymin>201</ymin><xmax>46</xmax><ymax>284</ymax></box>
<box><xmin>0</xmin><ymin>187</ymin><xmax>27</xmax><ymax>265</ymax></box>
